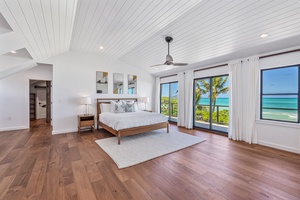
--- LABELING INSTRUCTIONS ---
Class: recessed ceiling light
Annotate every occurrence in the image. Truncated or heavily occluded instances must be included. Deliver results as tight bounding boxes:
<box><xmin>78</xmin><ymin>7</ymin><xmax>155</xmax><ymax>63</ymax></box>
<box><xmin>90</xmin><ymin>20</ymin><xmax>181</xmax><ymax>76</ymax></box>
<box><xmin>260</xmin><ymin>33</ymin><xmax>269</xmax><ymax>38</ymax></box>
<box><xmin>99</xmin><ymin>46</ymin><xmax>104</xmax><ymax>49</ymax></box>
<box><xmin>11</xmin><ymin>51</ymin><xmax>16</xmax><ymax>53</ymax></box>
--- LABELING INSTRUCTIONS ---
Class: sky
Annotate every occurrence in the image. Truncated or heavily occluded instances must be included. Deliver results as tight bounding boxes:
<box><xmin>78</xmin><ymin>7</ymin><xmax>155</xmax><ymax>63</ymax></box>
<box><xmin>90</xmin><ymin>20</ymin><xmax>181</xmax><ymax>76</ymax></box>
<box><xmin>262</xmin><ymin>66</ymin><xmax>298</xmax><ymax>95</ymax></box>
<box><xmin>161</xmin><ymin>67</ymin><xmax>298</xmax><ymax>100</ymax></box>
<box><xmin>161</xmin><ymin>76</ymin><xmax>230</xmax><ymax>98</ymax></box>
<box><xmin>161</xmin><ymin>83</ymin><xmax>178</xmax><ymax>97</ymax></box>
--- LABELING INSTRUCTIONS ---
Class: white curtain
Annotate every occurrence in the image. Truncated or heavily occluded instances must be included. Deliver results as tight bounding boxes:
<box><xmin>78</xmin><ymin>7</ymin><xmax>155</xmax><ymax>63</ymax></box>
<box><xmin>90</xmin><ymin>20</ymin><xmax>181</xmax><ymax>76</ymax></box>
<box><xmin>177</xmin><ymin>72</ymin><xmax>185</xmax><ymax>126</ymax></box>
<box><xmin>244</xmin><ymin>56</ymin><xmax>259</xmax><ymax>144</ymax></box>
<box><xmin>154</xmin><ymin>77</ymin><xmax>160</xmax><ymax>113</ymax></box>
<box><xmin>184</xmin><ymin>70</ymin><xmax>194</xmax><ymax>129</ymax></box>
<box><xmin>229</xmin><ymin>60</ymin><xmax>243</xmax><ymax>140</ymax></box>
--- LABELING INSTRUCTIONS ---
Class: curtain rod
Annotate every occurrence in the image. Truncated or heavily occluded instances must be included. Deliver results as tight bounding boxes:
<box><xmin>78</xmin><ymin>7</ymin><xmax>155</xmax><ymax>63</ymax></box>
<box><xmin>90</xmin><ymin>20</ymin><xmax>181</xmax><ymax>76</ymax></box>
<box><xmin>160</xmin><ymin>73</ymin><xmax>177</xmax><ymax>79</ymax></box>
<box><xmin>194</xmin><ymin>64</ymin><xmax>228</xmax><ymax>72</ymax></box>
<box><xmin>259</xmin><ymin>49</ymin><xmax>300</xmax><ymax>59</ymax></box>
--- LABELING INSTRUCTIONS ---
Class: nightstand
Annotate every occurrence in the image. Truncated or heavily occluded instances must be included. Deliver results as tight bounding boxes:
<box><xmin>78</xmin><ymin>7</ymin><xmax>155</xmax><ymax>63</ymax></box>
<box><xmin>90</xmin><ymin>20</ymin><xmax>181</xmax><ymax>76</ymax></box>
<box><xmin>78</xmin><ymin>114</ymin><xmax>95</xmax><ymax>133</ymax></box>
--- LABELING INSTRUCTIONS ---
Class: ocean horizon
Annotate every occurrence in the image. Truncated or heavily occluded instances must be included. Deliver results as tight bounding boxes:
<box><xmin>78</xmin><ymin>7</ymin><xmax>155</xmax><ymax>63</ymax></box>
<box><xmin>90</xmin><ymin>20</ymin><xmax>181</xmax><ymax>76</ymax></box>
<box><xmin>198</xmin><ymin>97</ymin><xmax>298</xmax><ymax>121</ymax></box>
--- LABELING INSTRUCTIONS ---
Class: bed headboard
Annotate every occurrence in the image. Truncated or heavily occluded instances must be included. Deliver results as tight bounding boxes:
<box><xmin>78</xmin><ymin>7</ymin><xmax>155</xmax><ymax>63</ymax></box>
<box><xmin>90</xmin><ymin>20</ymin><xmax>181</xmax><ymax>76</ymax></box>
<box><xmin>96</xmin><ymin>98</ymin><xmax>138</xmax><ymax>127</ymax></box>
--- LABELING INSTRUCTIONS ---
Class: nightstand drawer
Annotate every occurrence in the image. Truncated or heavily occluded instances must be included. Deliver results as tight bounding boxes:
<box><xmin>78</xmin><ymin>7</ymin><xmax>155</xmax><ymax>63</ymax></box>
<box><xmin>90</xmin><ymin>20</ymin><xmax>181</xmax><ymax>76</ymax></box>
<box><xmin>78</xmin><ymin>114</ymin><xmax>95</xmax><ymax>133</ymax></box>
<box><xmin>80</xmin><ymin>120</ymin><xmax>94</xmax><ymax>126</ymax></box>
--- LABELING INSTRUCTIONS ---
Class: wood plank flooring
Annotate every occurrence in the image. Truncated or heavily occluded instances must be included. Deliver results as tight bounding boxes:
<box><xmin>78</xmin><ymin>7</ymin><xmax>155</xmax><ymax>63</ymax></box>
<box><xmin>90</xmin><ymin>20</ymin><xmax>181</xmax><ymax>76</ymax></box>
<box><xmin>0</xmin><ymin>119</ymin><xmax>300</xmax><ymax>200</ymax></box>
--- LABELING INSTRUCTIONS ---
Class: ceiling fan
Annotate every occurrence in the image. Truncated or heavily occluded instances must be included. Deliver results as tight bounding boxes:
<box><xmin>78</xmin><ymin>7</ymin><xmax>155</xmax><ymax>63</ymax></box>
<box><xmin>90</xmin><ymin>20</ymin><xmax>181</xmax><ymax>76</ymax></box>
<box><xmin>151</xmin><ymin>36</ymin><xmax>188</xmax><ymax>67</ymax></box>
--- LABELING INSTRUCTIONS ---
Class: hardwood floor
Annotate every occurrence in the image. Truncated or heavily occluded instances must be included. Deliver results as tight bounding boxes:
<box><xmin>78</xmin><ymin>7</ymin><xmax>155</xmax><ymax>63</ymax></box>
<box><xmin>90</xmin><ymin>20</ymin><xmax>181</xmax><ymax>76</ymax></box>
<box><xmin>1</xmin><ymin>119</ymin><xmax>300</xmax><ymax>200</ymax></box>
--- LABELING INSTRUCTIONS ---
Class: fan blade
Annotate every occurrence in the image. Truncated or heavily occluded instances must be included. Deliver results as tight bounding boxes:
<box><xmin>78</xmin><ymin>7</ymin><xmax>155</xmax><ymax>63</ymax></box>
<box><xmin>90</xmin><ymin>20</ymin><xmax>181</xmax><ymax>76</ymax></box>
<box><xmin>150</xmin><ymin>64</ymin><xmax>165</xmax><ymax>67</ymax></box>
<box><xmin>173</xmin><ymin>63</ymin><xmax>188</xmax><ymax>66</ymax></box>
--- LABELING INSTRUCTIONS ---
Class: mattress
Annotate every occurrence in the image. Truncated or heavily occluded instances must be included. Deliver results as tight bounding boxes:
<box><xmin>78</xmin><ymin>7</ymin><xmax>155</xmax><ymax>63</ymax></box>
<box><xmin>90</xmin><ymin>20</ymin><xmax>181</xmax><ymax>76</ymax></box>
<box><xmin>99</xmin><ymin>111</ymin><xmax>168</xmax><ymax>130</ymax></box>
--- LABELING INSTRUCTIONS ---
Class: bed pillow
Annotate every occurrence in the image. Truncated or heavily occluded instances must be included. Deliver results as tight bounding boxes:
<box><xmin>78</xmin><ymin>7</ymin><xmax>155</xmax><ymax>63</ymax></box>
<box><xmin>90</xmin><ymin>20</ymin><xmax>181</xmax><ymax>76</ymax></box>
<box><xmin>121</xmin><ymin>100</ymin><xmax>138</xmax><ymax>112</ymax></box>
<box><xmin>110</xmin><ymin>100</ymin><xmax>126</xmax><ymax>113</ymax></box>
<box><xmin>100</xmin><ymin>103</ymin><xmax>111</xmax><ymax>113</ymax></box>
<box><xmin>125</xmin><ymin>101</ymin><xmax>136</xmax><ymax>112</ymax></box>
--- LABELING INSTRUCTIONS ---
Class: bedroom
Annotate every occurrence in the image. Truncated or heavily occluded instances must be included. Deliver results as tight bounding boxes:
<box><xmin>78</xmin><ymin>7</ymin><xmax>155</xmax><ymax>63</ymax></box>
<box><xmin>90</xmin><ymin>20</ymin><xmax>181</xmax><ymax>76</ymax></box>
<box><xmin>1</xmin><ymin>0</ymin><xmax>300</xmax><ymax>199</ymax></box>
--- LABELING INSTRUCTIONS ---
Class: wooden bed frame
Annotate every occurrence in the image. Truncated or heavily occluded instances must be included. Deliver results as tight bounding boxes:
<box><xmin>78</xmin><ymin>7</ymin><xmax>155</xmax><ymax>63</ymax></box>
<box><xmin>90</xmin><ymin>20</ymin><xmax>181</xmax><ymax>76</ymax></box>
<box><xmin>97</xmin><ymin>98</ymin><xmax>169</xmax><ymax>144</ymax></box>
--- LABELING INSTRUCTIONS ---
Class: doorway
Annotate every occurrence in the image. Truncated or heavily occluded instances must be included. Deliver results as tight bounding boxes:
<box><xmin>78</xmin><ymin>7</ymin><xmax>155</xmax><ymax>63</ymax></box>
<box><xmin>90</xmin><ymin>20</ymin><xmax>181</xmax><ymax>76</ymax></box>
<box><xmin>29</xmin><ymin>80</ymin><xmax>51</xmax><ymax>125</ymax></box>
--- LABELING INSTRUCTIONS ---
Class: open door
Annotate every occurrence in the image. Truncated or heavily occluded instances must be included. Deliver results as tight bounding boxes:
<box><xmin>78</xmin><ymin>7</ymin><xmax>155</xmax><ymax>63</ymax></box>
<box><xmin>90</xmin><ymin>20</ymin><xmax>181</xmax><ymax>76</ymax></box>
<box><xmin>29</xmin><ymin>80</ymin><xmax>52</xmax><ymax>124</ymax></box>
<box><xmin>46</xmin><ymin>81</ymin><xmax>51</xmax><ymax>123</ymax></box>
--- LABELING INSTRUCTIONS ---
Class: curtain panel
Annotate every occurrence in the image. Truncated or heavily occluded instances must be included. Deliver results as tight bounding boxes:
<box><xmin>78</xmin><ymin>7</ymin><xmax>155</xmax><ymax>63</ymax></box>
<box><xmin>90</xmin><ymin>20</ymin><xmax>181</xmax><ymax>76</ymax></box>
<box><xmin>244</xmin><ymin>56</ymin><xmax>259</xmax><ymax>144</ymax></box>
<box><xmin>184</xmin><ymin>70</ymin><xmax>194</xmax><ymax>129</ymax></box>
<box><xmin>228</xmin><ymin>58</ymin><xmax>259</xmax><ymax>143</ymax></box>
<box><xmin>177</xmin><ymin>72</ymin><xmax>185</xmax><ymax>127</ymax></box>
<box><xmin>154</xmin><ymin>77</ymin><xmax>160</xmax><ymax>113</ymax></box>
<box><xmin>229</xmin><ymin>60</ymin><xmax>243</xmax><ymax>140</ymax></box>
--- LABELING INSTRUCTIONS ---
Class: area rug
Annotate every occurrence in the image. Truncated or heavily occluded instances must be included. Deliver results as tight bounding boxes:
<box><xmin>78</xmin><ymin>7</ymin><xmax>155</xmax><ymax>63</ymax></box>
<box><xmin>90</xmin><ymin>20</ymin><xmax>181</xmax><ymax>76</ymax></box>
<box><xmin>95</xmin><ymin>129</ymin><xmax>206</xmax><ymax>169</ymax></box>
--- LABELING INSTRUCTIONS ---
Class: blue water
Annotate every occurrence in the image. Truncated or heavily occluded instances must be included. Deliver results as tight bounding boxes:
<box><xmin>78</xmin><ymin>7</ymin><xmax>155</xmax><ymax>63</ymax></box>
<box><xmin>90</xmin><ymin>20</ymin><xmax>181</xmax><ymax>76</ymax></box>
<box><xmin>199</xmin><ymin>98</ymin><xmax>229</xmax><ymax>106</ymax></box>
<box><xmin>198</xmin><ymin>97</ymin><xmax>298</xmax><ymax>121</ymax></box>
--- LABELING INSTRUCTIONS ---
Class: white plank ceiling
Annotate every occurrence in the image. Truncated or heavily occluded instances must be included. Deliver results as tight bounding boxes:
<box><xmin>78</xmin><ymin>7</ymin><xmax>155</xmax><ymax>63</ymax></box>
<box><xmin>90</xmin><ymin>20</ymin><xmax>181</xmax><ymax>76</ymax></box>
<box><xmin>1</xmin><ymin>0</ymin><xmax>300</xmax><ymax>75</ymax></box>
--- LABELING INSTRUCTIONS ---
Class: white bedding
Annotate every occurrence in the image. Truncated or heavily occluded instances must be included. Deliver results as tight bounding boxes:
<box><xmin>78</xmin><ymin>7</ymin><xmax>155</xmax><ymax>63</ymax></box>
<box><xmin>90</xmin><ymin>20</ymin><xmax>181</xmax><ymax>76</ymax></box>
<box><xmin>99</xmin><ymin>111</ymin><xmax>168</xmax><ymax>130</ymax></box>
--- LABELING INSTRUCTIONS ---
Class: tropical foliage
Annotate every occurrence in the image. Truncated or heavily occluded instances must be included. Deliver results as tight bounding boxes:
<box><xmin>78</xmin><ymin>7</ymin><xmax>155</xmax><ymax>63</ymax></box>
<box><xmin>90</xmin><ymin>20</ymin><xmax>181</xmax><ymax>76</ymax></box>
<box><xmin>195</xmin><ymin>76</ymin><xmax>229</xmax><ymax>125</ymax></box>
<box><xmin>195</xmin><ymin>106</ymin><xmax>229</xmax><ymax>125</ymax></box>
<box><xmin>161</xmin><ymin>97</ymin><xmax>178</xmax><ymax>117</ymax></box>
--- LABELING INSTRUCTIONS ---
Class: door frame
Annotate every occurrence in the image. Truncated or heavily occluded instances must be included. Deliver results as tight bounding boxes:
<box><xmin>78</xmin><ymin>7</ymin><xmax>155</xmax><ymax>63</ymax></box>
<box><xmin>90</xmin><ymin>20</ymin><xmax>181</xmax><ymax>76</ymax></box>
<box><xmin>28</xmin><ymin>79</ymin><xmax>52</xmax><ymax>126</ymax></box>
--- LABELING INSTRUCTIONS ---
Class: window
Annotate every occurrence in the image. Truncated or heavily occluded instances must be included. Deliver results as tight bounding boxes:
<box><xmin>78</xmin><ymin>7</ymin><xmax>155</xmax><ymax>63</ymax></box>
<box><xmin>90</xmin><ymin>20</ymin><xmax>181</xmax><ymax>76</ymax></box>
<box><xmin>261</xmin><ymin>65</ymin><xmax>299</xmax><ymax>123</ymax></box>
<box><xmin>194</xmin><ymin>75</ymin><xmax>229</xmax><ymax>133</ymax></box>
<box><xmin>160</xmin><ymin>82</ymin><xmax>178</xmax><ymax>123</ymax></box>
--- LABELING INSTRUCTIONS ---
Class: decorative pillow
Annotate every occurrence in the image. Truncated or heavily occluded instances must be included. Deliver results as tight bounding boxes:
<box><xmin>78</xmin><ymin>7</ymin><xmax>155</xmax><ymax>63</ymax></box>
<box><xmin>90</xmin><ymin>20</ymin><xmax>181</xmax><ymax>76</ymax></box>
<box><xmin>100</xmin><ymin>103</ymin><xmax>111</xmax><ymax>113</ymax></box>
<box><xmin>125</xmin><ymin>101</ymin><xmax>136</xmax><ymax>112</ymax></box>
<box><xmin>110</xmin><ymin>100</ymin><xmax>126</xmax><ymax>113</ymax></box>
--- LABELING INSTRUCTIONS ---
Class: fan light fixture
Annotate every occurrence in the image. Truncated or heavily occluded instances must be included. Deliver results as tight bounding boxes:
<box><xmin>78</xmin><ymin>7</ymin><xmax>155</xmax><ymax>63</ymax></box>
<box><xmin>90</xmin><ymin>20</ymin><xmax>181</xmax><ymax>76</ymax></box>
<box><xmin>260</xmin><ymin>33</ymin><xmax>268</xmax><ymax>38</ymax></box>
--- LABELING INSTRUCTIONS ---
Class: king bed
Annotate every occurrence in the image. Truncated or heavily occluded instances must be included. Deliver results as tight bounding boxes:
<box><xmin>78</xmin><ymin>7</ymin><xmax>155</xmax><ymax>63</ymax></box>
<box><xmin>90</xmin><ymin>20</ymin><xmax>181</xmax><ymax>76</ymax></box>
<box><xmin>97</xmin><ymin>98</ymin><xmax>169</xmax><ymax>144</ymax></box>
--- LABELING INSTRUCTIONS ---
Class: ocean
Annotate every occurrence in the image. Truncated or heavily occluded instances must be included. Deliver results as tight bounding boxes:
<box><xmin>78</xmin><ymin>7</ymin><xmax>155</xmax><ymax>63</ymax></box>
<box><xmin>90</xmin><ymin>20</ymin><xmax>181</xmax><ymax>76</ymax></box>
<box><xmin>198</xmin><ymin>97</ymin><xmax>298</xmax><ymax>122</ymax></box>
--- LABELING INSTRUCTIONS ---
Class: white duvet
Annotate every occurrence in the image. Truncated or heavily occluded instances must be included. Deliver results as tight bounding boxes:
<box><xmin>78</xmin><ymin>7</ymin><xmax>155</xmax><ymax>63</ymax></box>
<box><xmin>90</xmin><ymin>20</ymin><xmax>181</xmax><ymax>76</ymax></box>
<box><xmin>99</xmin><ymin>111</ymin><xmax>168</xmax><ymax>130</ymax></box>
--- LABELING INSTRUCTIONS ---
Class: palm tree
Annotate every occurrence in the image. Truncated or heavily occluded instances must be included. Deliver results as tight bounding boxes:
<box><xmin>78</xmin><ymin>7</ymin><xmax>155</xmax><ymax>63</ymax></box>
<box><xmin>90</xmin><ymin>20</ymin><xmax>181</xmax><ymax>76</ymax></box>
<box><xmin>195</xmin><ymin>76</ymin><xmax>229</xmax><ymax>112</ymax></box>
<box><xmin>195</xmin><ymin>81</ymin><xmax>209</xmax><ymax>105</ymax></box>
<box><xmin>211</xmin><ymin>76</ymin><xmax>229</xmax><ymax>112</ymax></box>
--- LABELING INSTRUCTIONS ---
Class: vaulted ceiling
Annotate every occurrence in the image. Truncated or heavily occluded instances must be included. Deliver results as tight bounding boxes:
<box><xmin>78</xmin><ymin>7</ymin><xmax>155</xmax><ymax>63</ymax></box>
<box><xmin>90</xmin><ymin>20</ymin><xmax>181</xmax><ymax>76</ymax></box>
<box><xmin>1</xmin><ymin>0</ymin><xmax>300</xmax><ymax>76</ymax></box>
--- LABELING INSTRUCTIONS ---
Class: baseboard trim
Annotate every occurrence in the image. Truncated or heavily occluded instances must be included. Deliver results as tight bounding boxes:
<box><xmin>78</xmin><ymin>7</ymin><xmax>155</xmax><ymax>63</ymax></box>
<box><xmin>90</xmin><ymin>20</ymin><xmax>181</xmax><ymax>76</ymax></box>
<box><xmin>0</xmin><ymin>126</ymin><xmax>28</xmax><ymax>132</ymax></box>
<box><xmin>52</xmin><ymin>128</ymin><xmax>77</xmax><ymax>135</ymax></box>
<box><xmin>258</xmin><ymin>140</ymin><xmax>299</xmax><ymax>154</ymax></box>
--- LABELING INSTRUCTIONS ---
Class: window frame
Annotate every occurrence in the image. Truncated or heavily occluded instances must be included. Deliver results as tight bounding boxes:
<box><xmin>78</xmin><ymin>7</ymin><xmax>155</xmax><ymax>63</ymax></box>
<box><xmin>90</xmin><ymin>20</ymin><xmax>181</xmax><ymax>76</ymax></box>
<box><xmin>193</xmin><ymin>74</ymin><xmax>229</xmax><ymax>134</ymax></box>
<box><xmin>260</xmin><ymin>65</ymin><xmax>300</xmax><ymax>123</ymax></box>
<box><xmin>160</xmin><ymin>81</ymin><xmax>178</xmax><ymax>123</ymax></box>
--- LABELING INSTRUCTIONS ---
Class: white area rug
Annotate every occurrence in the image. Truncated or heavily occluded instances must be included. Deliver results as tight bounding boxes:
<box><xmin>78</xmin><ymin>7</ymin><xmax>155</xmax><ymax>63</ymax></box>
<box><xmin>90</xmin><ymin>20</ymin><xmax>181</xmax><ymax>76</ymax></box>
<box><xmin>95</xmin><ymin>129</ymin><xmax>206</xmax><ymax>169</ymax></box>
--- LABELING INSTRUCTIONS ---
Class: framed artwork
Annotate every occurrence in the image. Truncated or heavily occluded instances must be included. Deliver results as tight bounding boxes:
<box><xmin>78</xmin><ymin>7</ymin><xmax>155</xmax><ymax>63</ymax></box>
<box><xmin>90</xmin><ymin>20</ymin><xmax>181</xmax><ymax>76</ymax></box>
<box><xmin>113</xmin><ymin>73</ymin><xmax>124</xmax><ymax>94</ymax></box>
<box><xmin>96</xmin><ymin>71</ymin><xmax>108</xmax><ymax>94</ymax></box>
<box><xmin>128</xmin><ymin>74</ymin><xmax>137</xmax><ymax>94</ymax></box>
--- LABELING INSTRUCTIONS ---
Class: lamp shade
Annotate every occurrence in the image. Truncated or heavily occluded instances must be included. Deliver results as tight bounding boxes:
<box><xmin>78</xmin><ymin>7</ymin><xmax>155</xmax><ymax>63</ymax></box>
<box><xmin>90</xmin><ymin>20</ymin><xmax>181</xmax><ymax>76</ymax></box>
<box><xmin>141</xmin><ymin>97</ymin><xmax>149</xmax><ymax>103</ymax></box>
<box><xmin>81</xmin><ymin>97</ymin><xmax>91</xmax><ymax>105</ymax></box>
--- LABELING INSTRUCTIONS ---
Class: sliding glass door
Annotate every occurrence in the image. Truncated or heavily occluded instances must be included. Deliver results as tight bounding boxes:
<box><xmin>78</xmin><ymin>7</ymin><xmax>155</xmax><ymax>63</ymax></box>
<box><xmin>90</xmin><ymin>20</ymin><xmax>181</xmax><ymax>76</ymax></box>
<box><xmin>160</xmin><ymin>82</ymin><xmax>178</xmax><ymax>123</ymax></box>
<box><xmin>194</xmin><ymin>75</ymin><xmax>229</xmax><ymax>133</ymax></box>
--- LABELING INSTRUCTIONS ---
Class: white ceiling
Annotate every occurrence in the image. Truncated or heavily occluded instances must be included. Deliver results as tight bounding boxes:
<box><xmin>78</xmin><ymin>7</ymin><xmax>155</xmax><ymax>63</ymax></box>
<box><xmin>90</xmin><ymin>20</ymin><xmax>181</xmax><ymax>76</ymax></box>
<box><xmin>1</xmin><ymin>0</ymin><xmax>300</xmax><ymax>75</ymax></box>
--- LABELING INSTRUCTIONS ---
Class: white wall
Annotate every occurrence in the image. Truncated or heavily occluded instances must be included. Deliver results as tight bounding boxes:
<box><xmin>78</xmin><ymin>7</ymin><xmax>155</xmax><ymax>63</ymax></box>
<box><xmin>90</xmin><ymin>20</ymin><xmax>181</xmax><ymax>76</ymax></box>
<box><xmin>44</xmin><ymin>51</ymin><xmax>154</xmax><ymax>134</ymax></box>
<box><xmin>0</xmin><ymin>64</ymin><xmax>53</xmax><ymax>131</ymax></box>
<box><xmin>256</xmin><ymin>51</ymin><xmax>300</xmax><ymax>153</ymax></box>
<box><xmin>158</xmin><ymin>48</ymin><xmax>300</xmax><ymax>153</ymax></box>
